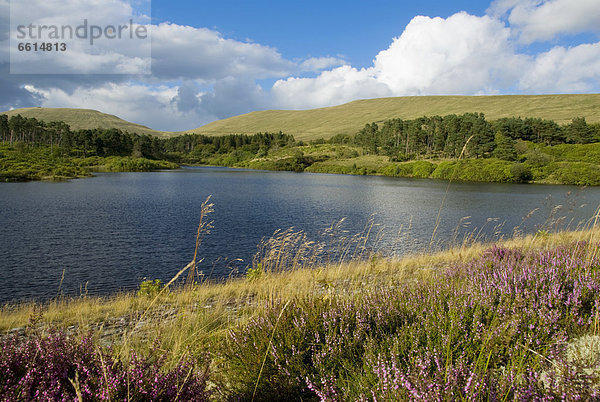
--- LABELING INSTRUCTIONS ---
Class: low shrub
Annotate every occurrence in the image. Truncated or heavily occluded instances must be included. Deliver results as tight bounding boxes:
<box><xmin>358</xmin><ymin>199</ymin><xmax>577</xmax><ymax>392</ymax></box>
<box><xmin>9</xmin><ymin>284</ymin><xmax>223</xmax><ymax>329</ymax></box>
<box><xmin>544</xmin><ymin>162</ymin><xmax>600</xmax><ymax>186</ymax></box>
<box><xmin>103</xmin><ymin>157</ymin><xmax>179</xmax><ymax>172</ymax></box>
<box><xmin>510</xmin><ymin>162</ymin><xmax>533</xmax><ymax>183</ymax></box>
<box><xmin>431</xmin><ymin>159</ymin><xmax>514</xmax><ymax>182</ymax></box>
<box><xmin>0</xmin><ymin>331</ymin><xmax>211</xmax><ymax>400</ymax></box>
<box><xmin>220</xmin><ymin>242</ymin><xmax>600</xmax><ymax>400</ymax></box>
<box><xmin>137</xmin><ymin>279</ymin><xmax>164</xmax><ymax>297</ymax></box>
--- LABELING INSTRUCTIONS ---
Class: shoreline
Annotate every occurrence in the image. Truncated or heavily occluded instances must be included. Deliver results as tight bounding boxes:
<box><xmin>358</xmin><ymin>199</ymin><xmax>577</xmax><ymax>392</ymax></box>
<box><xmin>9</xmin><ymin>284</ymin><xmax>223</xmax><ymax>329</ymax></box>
<box><xmin>2</xmin><ymin>226</ymin><xmax>597</xmax><ymax>329</ymax></box>
<box><xmin>1</xmin><ymin>225</ymin><xmax>599</xmax><ymax>399</ymax></box>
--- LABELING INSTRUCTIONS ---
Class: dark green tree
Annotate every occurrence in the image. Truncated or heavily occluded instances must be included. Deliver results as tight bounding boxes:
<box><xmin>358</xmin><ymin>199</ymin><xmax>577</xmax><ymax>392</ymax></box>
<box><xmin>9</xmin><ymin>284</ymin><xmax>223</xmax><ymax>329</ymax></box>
<box><xmin>493</xmin><ymin>131</ymin><xmax>517</xmax><ymax>161</ymax></box>
<box><xmin>566</xmin><ymin>117</ymin><xmax>593</xmax><ymax>144</ymax></box>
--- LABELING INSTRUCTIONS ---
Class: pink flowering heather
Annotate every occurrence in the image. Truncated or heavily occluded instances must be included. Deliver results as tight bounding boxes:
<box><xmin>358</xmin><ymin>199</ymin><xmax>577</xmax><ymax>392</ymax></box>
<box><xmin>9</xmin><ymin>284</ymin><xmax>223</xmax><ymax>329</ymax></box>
<box><xmin>0</xmin><ymin>331</ymin><xmax>211</xmax><ymax>401</ymax></box>
<box><xmin>222</xmin><ymin>241</ymin><xmax>600</xmax><ymax>400</ymax></box>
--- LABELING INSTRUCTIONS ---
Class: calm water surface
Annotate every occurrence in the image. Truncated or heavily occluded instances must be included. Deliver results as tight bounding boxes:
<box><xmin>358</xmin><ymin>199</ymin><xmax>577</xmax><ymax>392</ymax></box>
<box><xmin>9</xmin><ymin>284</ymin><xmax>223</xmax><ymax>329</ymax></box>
<box><xmin>1</xmin><ymin>167</ymin><xmax>599</xmax><ymax>303</ymax></box>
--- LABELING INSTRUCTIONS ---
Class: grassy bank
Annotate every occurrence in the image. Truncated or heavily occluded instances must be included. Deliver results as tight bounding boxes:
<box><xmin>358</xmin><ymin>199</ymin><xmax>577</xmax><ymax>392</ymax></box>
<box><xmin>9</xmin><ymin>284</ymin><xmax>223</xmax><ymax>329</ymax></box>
<box><xmin>0</xmin><ymin>143</ymin><xmax>179</xmax><ymax>181</ymax></box>
<box><xmin>2</xmin><ymin>224</ymin><xmax>600</xmax><ymax>399</ymax></box>
<box><xmin>228</xmin><ymin>141</ymin><xmax>600</xmax><ymax>186</ymax></box>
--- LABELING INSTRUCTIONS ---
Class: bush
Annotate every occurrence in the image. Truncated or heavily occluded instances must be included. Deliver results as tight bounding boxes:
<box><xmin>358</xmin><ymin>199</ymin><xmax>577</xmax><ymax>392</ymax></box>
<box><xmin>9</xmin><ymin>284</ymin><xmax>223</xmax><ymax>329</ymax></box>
<box><xmin>335</xmin><ymin>148</ymin><xmax>360</xmax><ymax>159</ymax></box>
<box><xmin>545</xmin><ymin>162</ymin><xmax>600</xmax><ymax>186</ymax></box>
<box><xmin>431</xmin><ymin>159</ymin><xmax>513</xmax><ymax>182</ymax></box>
<box><xmin>305</xmin><ymin>162</ymin><xmax>358</xmax><ymax>175</ymax></box>
<box><xmin>510</xmin><ymin>163</ymin><xmax>533</xmax><ymax>183</ymax></box>
<box><xmin>411</xmin><ymin>160</ymin><xmax>436</xmax><ymax>178</ymax></box>
<box><xmin>103</xmin><ymin>157</ymin><xmax>179</xmax><ymax>172</ymax></box>
<box><xmin>543</xmin><ymin>143</ymin><xmax>600</xmax><ymax>164</ymax></box>
<box><xmin>377</xmin><ymin>161</ymin><xmax>435</xmax><ymax>178</ymax></box>
<box><xmin>246</xmin><ymin>263</ymin><xmax>263</xmax><ymax>282</ymax></box>
<box><xmin>137</xmin><ymin>279</ymin><xmax>164</xmax><ymax>296</ymax></box>
<box><xmin>522</xmin><ymin>147</ymin><xmax>554</xmax><ymax>167</ymax></box>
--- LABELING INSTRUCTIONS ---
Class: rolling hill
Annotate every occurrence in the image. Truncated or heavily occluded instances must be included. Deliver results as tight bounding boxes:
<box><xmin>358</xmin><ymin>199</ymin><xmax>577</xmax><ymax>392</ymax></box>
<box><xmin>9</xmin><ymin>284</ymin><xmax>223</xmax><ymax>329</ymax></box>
<box><xmin>1</xmin><ymin>107</ymin><xmax>170</xmax><ymax>137</ymax></box>
<box><xmin>192</xmin><ymin>94</ymin><xmax>600</xmax><ymax>141</ymax></box>
<box><xmin>3</xmin><ymin>94</ymin><xmax>600</xmax><ymax>142</ymax></box>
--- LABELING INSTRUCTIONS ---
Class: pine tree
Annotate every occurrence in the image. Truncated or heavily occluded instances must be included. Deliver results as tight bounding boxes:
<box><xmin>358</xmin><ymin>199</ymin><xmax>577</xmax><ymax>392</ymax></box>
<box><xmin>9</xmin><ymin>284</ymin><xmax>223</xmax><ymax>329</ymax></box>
<box><xmin>493</xmin><ymin>131</ymin><xmax>517</xmax><ymax>161</ymax></box>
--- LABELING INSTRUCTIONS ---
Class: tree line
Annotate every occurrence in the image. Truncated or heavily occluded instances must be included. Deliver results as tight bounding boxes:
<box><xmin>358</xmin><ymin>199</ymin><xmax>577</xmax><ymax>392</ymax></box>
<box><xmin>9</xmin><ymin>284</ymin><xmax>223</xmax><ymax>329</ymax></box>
<box><xmin>330</xmin><ymin>113</ymin><xmax>600</xmax><ymax>161</ymax></box>
<box><xmin>0</xmin><ymin>114</ymin><xmax>295</xmax><ymax>160</ymax></box>
<box><xmin>2</xmin><ymin>112</ymin><xmax>599</xmax><ymax>164</ymax></box>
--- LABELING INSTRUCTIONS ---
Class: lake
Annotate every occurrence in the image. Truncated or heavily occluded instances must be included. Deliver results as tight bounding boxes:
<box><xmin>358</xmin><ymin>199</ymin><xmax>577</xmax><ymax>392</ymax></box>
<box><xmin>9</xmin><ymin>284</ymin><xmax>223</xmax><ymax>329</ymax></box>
<box><xmin>1</xmin><ymin>167</ymin><xmax>599</xmax><ymax>303</ymax></box>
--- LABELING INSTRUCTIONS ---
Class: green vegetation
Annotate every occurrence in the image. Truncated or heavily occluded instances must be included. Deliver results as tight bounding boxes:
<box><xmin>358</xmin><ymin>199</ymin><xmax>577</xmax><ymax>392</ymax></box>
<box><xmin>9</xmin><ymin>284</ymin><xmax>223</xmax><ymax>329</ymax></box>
<box><xmin>0</xmin><ymin>143</ymin><xmax>91</xmax><ymax>181</ymax></box>
<box><xmin>191</xmin><ymin>113</ymin><xmax>599</xmax><ymax>185</ymax></box>
<box><xmin>0</xmin><ymin>143</ymin><xmax>178</xmax><ymax>181</ymax></box>
<box><xmin>0</xmin><ymin>114</ymin><xmax>178</xmax><ymax>181</ymax></box>
<box><xmin>137</xmin><ymin>279</ymin><xmax>164</xmax><ymax>297</ymax></box>
<box><xmin>6</xmin><ymin>94</ymin><xmax>600</xmax><ymax>143</ymax></box>
<box><xmin>2</xmin><ymin>110</ymin><xmax>600</xmax><ymax>185</ymax></box>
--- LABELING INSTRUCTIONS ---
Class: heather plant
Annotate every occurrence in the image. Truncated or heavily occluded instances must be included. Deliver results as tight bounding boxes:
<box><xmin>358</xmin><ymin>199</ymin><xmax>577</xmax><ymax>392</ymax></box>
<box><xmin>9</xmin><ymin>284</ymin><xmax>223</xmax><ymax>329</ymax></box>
<box><xmin>220</xmin><ymin>241</ymin><xmax>600</xmax><ymax>400</ymax></box>
<box><xmin>0</xmin><ymin>331</ymin><xmax>211</xmax><ymax>401</ymax></box>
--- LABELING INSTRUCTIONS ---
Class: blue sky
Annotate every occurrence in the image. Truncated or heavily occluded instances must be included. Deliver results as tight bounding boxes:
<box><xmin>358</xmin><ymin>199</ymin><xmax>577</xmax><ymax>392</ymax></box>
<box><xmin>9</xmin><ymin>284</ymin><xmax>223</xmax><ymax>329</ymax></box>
<box><xmin>1</xmin><ymin>0</ymin><xmax>599</xmax><ymax>131</ymax></box>
<box><xmin>151</xmin><ymin>0</ymin><xmax>491</xmax><ymax>68</ymax></box>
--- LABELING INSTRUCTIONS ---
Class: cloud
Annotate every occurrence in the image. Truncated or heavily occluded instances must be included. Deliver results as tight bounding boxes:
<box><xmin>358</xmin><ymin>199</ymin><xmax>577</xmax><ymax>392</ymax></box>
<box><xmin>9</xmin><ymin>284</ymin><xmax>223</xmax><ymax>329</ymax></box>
<box><xmin>519</xmin><ymin>42</ymin><xmax>600</xmax><ymax>92</ymax></box>
<box><xmin>3</xmin><ymin>0</ymin><xmax>600</xmax><ymax>132</ymax></box>
<box><xmin>8</xmin><ymin>0</ymin><xmax>151</xmax><ymax>74</ymax></box>
<box><xmin>0</xmin><ymin>74</ymin><xmax>44</xmax><ymax>111</ymax></box>
<box><xmin>489</xmin><ymin>0</ymin><xmax>600</xmax><ymax>43</ymax></box>
<box><xmin>372</xmin><ymin>13</ymin><xmax>523</xmax><ymax>94</ymax></box>
<box><xmin>272</xmin><ymin>12</ymin><xmax>527</xmax><ymax>109</ymax></box>
<box><xmin>272</xmin><ymin>65</ymin><xmax>389</xmax><ymax>109</ymax></box>
<box><xmin>150</xmin><ymin>23</ymin><xmax>295</xmax><ymax>81</ymax></box>
<box><xmin>172</xmin><ymin>81</ymin><xmax>201</xmax><ymax>113</ymax></box>
<box><xmin>21</xmin><ymin>77</ymin><xmax>272</xmax><ymax>131</ymax></box>
<box><xmin>22</xmin><ymin>82</ymin><xmax>207</xmax><ymax>131</ymax></box>
<box><xmin>199</xmin><ymin>77</ymin><xmax>270</xmax><ymax>119</ymax></box>
<box><xmin>0</xmin><ymin>0</ymin><xmax>315</xmax><ymax>128</ymax></box>
<box><xmin>299</xmin><ymin>57</ymin><xmax>346</xmax><ymax>72</ymax></box>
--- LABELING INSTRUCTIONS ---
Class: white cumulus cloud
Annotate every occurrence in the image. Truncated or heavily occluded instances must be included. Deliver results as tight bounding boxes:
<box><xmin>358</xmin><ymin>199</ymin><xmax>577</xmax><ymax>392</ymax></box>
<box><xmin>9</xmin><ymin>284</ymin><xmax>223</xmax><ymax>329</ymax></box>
<box><xmin>489</xmin><ymin>0</ymin><xmax>600</xmax><ymax>43</ymax></box>
<box><xmin>299</xmin><ymin>57</ymin><xmax>346</xmax><ymax>72</ymax></box>
<box><xmin>373</xmin><ymin>12</ymin><xmax>523</xmax><ymax>94</ymax></box>
<box><xmin>272</xmin><ymin>65</ymin><xmax>389</xmax><ymax>109</ymax></box>
<box><xmin>150</xmin><ymin>22</ymin><xmax>296</xmax><ymax>81</ymax></box>
<box><xmin>519</xmin><ymin>42</ymin><xmax>600</xmax><ymax>92</ymax></box>
<box><xmin>272</xmin><ymin>12</ymin><xmax>528</xmax><ymax>109</ymax></box>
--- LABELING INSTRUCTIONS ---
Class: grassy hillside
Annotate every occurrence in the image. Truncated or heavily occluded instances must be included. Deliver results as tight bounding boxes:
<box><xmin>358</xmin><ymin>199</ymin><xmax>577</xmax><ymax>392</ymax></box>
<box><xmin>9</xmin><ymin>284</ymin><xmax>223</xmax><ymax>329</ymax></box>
<box><xmin>2</xmin><ymin>107</ymin><xmax>170</xmax><ymax>138</ymax></box>
<box><xmin>5</xmin><ymin>95</ymin><xmax>600</xmax><ymax>142</ymax></box>
<box><xmin>193</xmin><ymin>94</ymin><xmax>600</xmax><ymax>141</ymax></box>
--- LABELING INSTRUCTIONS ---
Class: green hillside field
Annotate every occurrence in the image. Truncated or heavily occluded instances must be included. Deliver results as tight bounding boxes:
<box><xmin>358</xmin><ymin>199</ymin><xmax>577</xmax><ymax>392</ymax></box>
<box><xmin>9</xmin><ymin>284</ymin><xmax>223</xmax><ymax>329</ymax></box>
<box><xmin>4</xmin><ymin>94</ymin><xmax>600</xmax><ymax>142</ymax></box>
<box><xmin>1</xmin><ymin>107</ymin><xmax>170</xmax><ymax>137</ymax></box>
<box><xmin>192</xmin><ymin>94</ymin><xmax>600</xmax><ymax>141</ymax></box>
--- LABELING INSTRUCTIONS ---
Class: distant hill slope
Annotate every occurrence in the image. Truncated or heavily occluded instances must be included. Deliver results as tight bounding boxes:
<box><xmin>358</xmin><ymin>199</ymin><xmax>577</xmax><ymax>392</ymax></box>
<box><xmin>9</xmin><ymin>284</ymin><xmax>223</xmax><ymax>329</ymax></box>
<box><xmin>192</xmin><ymin>94</ymin><xmax>600</xmax><ymax>141</ymax></box>
<box><xmin>1</xmin><ymin>108</ymin><xmax>170</xmax><ymax>137</ymax></box>
<box><xmin>4</xmin><ymin>95</ymin><xmax>600</xmax><ymax>142</ymax></box>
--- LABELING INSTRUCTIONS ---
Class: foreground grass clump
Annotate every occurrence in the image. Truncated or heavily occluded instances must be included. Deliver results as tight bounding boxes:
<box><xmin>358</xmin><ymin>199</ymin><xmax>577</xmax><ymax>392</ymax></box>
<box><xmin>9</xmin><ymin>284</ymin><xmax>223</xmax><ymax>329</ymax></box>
<box><xmin>1</xmin><ymin>230</ymin><xmax>599</xmax><ymax>400</ymax></box>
